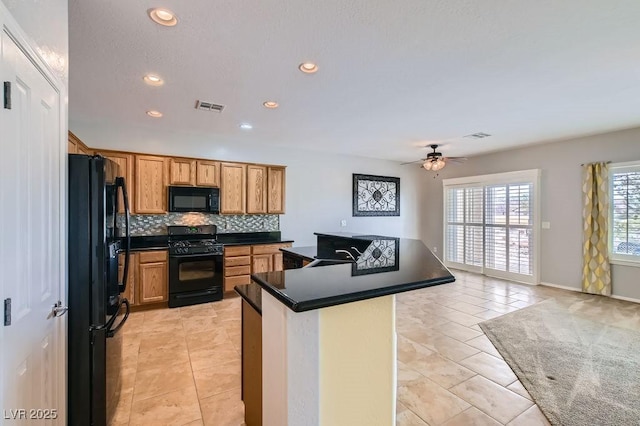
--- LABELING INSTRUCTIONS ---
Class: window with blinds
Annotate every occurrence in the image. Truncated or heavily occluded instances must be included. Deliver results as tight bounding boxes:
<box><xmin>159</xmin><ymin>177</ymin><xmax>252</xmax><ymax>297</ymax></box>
<box><xmin>610</xmin><ymin>163</ymin><xmax>640</xmax><ymax>265</ymax></box>
<box><xmin>443</xmin><ymin>170</ymin><xmax>539</xmax><ymax>283</ymax></box>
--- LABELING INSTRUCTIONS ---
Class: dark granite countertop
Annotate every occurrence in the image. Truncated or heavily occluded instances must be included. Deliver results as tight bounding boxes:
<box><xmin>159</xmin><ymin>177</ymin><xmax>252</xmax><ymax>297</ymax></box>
<box><xmin>235</xmin><ymin>283</ymin><xmax>262</xmax><ymax>314</ymax></box>
<box><xmin>251</xmin><ymin>235</ymin><xmax>455</xmax><ymax>312</ymax></box>
<box><xmin>121</xmin><ymin>232</ymin><xmax>292</xmax><ymax>250</ymax></box>
<box><xmin>280</xmin><ymin>246</ymin><xmax>317</xmax><ymax>261</ymax></box>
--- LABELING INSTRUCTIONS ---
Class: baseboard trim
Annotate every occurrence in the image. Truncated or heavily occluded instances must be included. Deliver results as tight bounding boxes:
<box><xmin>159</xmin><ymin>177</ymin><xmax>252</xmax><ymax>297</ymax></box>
<box><xmin>540</xmin><ymin>282</ymin><xmax>580</xmax><ymax>292</ymax></box>
<box><xmin>610</xmin><ymin>294</ymin><xmax>640</xmax><ymax>304</ymax></box>
<box><xmin>541</xmin><ymin>282</ymin><xmax>640</xmax><ymax>304</ymax></box>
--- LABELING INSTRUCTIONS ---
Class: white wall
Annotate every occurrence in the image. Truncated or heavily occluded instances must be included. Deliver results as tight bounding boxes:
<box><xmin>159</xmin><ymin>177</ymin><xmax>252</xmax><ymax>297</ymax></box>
<box><xmin>420</xmin><ymin>126</ymin><xmax>640</xmax><ymax>300</ymax></box>
<box><xmin>1</xmin><ymin>0</ymin><xmax>68</xmax><ymax>85</ymax></box>
<box><xmin>70</xmin><ymin>124</ymin><xmax>426</xmax><ymax>246</ymax></box>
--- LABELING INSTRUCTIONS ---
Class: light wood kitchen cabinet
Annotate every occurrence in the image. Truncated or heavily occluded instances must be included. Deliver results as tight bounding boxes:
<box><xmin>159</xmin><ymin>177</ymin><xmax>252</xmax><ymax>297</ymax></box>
<box><xmin>242</xmin><ymin>299</ymin><xmax>262</xmax><ymax>426</ymax></box>
<box><xmin>96</xmin><ymin>151</ymin><xmax>135</xmax><ymax>214</ymax></box>
<box><xmin>221</xmin><ymin>162</ymin><xmax>247</xmax><ymax>214</ymax></box>
<box><xmin>273</xmin><ymin>252</ymin><xmax>284</xmax><ymax>271</ymax></box>
<box><xmin>250</xmin><ymin>243</ymin><xmax>291</xmax><ymax>274</ymax></box>
<box><xmin>68</xmin><ymin>131</ymin><xmax>93</xmax><ymax>155</ymax></box>
<box><xmin>170</xmin><ymin>158</ymin><xmax>196</xmax><ymax>186</ymax></box>
<box><xmin>118</xmin><ymin>252</ymin><xmax>138</xmax><ymax>306</ymax></box>
<box><xmin>246</xmin><ymin>165</ymin><xmax>267</xmax><ymax>214</ymax></box>
<box><xmin>267</xmin><ymin>166</ymin><xmax>286</xmax><ymax>214</ymax></box>
<box><xmin>135</xmin><ymin>155</ymin><xmax>168</xmax><ymax>214</ymax></box>
<box><xmin>196</xmin><ymin>160</ymin><xmax>220</xmax><ymax>187</ymax></box>
<box><xmin>251</xmin><ymin>254</ymin><xmax>272</xmax><ymax>274</ymax></box>
<box><xmin>137</xmin><ymin>250</ymin><xmax>168</xmax><ymax>304</ymax></box>
<box><xmin>224</xmin><ymin>245</ymin><xmax>252</xmax><ymax>292</ymax></box>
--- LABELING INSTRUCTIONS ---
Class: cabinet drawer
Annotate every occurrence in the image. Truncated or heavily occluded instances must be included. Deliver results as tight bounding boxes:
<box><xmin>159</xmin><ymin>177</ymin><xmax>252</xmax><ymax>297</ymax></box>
<box><xmin>251</xmin><ymin>243</ymin><xmax>292</xmax><ymax>255</ymax></box>
<box><xmin>225</xmin><ymin>245</ymin><xmax>251</xmax><ymax>256</ymax></box>
<box><xmin>138</xmin><ymin>250</ymin><xmax>168</xmax><ymax>263</ymax></box>
<box><xmin>225</xmin><ymin>265</ymin><xmax>251</xmax><ymax>277</ymax></box>
<box><xmin>225</xmin><ymin>255</ymin><xmax>251</xmax><ymax>267</ymax></box>
<box><xmin>225</xmin><ymin>275</ymin><xmax>251</xmax><ymax>291</ymax></box>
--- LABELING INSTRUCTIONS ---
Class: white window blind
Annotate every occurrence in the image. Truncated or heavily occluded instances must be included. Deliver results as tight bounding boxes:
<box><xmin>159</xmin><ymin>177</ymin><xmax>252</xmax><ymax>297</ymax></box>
<box><xmin>445</xmin><ymin>186</ymin><xmax>483</xmax><ymax>271</ymax></box>
<box><xmin>610</xmin><ymin>163</ymin><xmax>640</xmax><ymax>265</ymax></box>
<box><xmin>443</xmin><ymin>170</ymin><xmax>539</xmax><ymax>283</ymax></box>
<box><xmin>485</xmin><ymin>183</ymin><xmax>533</xmax><ymax>276</ymax></box>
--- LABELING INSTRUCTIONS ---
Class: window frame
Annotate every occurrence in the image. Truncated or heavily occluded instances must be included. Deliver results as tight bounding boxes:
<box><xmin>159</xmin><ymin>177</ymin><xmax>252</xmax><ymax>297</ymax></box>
<box><xmin>609</xmin><ymin>160</ymin><xmax>640</xmax><ymax>268</ymax></box>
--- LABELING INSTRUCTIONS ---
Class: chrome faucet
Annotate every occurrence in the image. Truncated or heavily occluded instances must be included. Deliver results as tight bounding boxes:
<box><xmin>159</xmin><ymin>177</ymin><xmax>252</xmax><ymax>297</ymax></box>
<box><xmin>350</xmin><ymin>246</ymin><xmax>364</xmax><ymax>256</ymax></box>
<box><xmin>335</xmin><ymin>249</ymin><xmax>357</xmax><ymax>261</ymax></box>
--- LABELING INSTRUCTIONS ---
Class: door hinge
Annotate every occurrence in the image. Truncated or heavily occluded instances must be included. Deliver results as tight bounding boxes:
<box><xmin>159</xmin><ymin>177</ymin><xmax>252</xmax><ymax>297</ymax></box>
<box><xmin>4</xmin><ymin>298</ymin><xmax>11</xmax><ymax>326</ymax></box>
<box><xmin>3</xmin><ymin>82</ymin><xmax>11</xmax><ymax>109</ymax></box>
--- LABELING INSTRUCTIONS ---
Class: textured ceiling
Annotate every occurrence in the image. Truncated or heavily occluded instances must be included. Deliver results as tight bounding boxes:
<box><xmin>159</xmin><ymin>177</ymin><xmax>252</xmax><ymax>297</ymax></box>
<box><xmin>69</xmin><ymin>0</ymin><xmax>640</xmax><ymax>161</ymax></box>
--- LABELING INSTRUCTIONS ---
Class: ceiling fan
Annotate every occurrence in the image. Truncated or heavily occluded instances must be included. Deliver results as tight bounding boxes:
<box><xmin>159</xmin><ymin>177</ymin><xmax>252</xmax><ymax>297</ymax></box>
<box><xmin>401</xmin><ymin>144</ymin><xmax>467</xmax><ymax>171</ymax></box>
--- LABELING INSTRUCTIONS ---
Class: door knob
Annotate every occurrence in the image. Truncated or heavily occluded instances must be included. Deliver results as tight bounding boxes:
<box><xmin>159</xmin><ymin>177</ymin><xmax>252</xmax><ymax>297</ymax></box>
<box><xmin>48</xmin><ymin>301</ymin><xmax>68</xmax><ymax>319</ymax></box>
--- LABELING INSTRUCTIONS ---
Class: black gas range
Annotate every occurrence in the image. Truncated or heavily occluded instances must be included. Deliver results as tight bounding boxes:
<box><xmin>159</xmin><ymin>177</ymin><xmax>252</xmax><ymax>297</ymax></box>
<box><xmin>168</xmin><ymin>225</ymin><xmax>224</xmax><ymax>308</ymax></box>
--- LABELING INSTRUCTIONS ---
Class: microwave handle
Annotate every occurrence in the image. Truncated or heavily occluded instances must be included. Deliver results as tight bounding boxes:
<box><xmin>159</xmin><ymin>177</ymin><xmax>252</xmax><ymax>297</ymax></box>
<box><xmin>208</xmin><ymin>193</ymin><xmax>213</xmax><ymax>211</ymax></box>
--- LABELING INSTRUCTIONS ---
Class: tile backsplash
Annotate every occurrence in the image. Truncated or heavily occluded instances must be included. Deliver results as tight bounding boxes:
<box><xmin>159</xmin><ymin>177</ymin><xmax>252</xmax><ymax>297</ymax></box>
<box><xmin>117</xmin><ymin>212</ymin><xmax>280</xmax><ymax>236</ymax></box>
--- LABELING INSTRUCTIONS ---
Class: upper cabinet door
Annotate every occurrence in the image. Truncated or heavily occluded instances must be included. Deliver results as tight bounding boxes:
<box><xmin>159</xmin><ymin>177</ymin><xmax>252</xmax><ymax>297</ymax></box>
<box><xmin>267</xmin><ymin>167</ymin><xmax>286</xmax><ymax>214</ymax></box>
<box><xmin>135</xmin><ymin>155</ymin><xmax>168</xmax><ymax>214</ymax></box>
<box><xmin>68</xmin><ymin>131</ymin><xmax>92</xmax><ymax>154</ymax></box>
<box><xmin>246</xmin><ymin>165</ymin><xmax>267</xmax><ymax>214</ymax></box>
<box><xmin>96</xmin><ymin>151</ymin><xmax>135</xmax><ymax>214</ymax></box>
<box><xmin>220</xmin><ymin>163</ymin><xmax>247</xmax><ymax>214</ymax></box>
<box><xmin>196</xmin><ymin>160</ymin><xmax>220</xmax><ymax>187</ymax></box>
<box><xmin>68</xmin><ymin>139</ymin><xmax>77</xmax><ymax>154</ymax></box>
<box><xmin>170</xmin><ymin>158</ymin><xmax>196</xmax><ymax>186</ymax></box>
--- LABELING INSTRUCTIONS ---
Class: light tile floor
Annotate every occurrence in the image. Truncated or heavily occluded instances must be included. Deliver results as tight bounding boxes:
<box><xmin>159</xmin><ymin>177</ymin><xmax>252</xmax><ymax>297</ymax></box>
<box><xmin>111</xmin><ymin>271</ymin><xmax>640</xmax><ymax>425</ymax></box>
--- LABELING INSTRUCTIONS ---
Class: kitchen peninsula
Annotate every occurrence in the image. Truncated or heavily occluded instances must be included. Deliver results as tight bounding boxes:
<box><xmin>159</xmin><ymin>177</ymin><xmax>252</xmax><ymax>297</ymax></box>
<box><xmin>236</xmin><ymin>232</ymin><xmax>455</xmax><ymax>426</ymax></box>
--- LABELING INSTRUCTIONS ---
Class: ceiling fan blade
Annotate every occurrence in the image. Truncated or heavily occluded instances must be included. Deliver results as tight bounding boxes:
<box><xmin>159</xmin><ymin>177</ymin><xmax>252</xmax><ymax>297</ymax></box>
<box><xmin>400</xmin><ymin>159</ymin><xmax>426</xmax><ymax>165</ymax></box>
<box><xmin>443</xmin><ymin>157</ymin><xmax>467</xmax><ymax>164</ymax></box>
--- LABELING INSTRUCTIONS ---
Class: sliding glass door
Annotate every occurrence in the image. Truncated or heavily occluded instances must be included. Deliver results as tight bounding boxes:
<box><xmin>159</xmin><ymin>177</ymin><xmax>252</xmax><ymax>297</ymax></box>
<box><xmin>444</xmin><ymin>170</ymin><xmax>539</xmax><ymax>284</ymax></box>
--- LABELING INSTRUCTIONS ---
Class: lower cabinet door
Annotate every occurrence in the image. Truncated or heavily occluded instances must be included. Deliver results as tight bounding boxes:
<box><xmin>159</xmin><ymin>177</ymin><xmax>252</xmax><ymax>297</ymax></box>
<box><xmin>251</xmin><ymin>254</ymin><xmax>272</xmax><ymax>274</ymax></box>
<box><xmin>138</xmin><ymin>261</ymin><xmax>168</xmax><ymax>304</ymax></box>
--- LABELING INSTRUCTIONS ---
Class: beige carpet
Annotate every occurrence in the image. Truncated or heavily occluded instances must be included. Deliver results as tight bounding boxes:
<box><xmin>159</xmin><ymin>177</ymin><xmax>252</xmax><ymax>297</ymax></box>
<box><xmin>480</xmin><ymin>299</ymin><xmax>640</xmax><ymax>426</ymax></box>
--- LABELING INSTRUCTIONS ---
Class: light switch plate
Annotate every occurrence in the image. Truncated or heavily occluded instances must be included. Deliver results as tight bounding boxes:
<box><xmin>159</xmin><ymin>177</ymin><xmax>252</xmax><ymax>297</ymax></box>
<box><xmin>340</xmin><ymin>219</ymin><xmax>347</xmax><ymax>227</ymax></box>
<box><xmin>542</xmin><ymin>221</ymin><xmax>551</xmax><ymax>229</ymax></box>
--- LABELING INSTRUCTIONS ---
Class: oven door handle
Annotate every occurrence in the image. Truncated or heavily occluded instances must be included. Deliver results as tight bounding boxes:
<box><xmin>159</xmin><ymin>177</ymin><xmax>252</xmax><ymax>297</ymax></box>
<box><xmin>170</xmin><ymin>253</ymin><xmax>222</xmax><ymax>259</ymax></box>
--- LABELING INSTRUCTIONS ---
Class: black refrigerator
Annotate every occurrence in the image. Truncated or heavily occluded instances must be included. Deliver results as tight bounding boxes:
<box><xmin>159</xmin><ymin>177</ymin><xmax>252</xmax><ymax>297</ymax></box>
<box><xmin>68</xmin><ymin>154</ymin><xmax>131</xmax><ymax>426</ymax></box>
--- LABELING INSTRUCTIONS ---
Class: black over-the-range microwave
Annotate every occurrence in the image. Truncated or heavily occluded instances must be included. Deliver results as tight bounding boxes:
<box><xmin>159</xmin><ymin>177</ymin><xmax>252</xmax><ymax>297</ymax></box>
<box><xmin>168</xmin><ymin>186</ymin><xmax>220</xmax><ymax>213</ymax></box>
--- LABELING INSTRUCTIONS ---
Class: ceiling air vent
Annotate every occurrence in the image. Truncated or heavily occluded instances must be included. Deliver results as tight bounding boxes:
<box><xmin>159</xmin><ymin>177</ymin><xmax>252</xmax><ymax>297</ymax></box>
<box><xmin>195</xmin><ymin>100</ymin><xmax>225</xmax><ymax>113</ymax></box>
<box><xmin>465</xmin><ymin>132</ymin><xmax>491</xmax><ymax>139</ymax></box>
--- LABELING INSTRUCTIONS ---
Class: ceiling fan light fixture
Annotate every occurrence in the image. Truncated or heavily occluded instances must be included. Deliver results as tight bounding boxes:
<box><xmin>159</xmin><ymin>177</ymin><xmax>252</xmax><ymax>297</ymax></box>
<box><xmin>432</xmin><ymin>159</ymin><xmax>446</xmax><ymax>171</ymax></box>
<box><xmin>423</xmin><ymin>161</ymin><xmax>433</xmax><ymax>170</ymax></box>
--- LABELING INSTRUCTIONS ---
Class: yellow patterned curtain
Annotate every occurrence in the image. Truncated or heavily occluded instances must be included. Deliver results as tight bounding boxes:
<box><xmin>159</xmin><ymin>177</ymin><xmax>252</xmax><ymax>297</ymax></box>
<box><xmin>581</xmin><ymin>162</ymin><xmax>611</xmax><ymax>295</ymax></box>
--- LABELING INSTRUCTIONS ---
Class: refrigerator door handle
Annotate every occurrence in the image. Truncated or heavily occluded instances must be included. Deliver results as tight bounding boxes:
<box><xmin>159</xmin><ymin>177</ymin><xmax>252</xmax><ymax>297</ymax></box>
<box><xmin>106</xmin><ymin>298</ymin><xmax>130</xmax><ymax>338</ymax></box>
<box><xmin>90</xmin><ymin>307</ymin><xmax>119</xmax><ymax>332</ymax></box>
<box><xmin>115</xmin><ymin>177</ymin><xmax>131</xmax><ymax>294</ymax></box>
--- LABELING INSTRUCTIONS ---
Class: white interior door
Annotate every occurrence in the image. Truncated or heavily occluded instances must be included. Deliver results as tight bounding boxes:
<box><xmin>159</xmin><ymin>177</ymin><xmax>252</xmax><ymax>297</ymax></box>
<box><xmin>1</xmin><ymin>28</ymin><xmax>64</xmax><ymax>425</ymax></box>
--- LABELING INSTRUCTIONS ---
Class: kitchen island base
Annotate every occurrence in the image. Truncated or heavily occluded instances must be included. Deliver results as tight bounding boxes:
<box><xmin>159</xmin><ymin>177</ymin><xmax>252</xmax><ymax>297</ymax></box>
<box><xmin>262</xmin><ymin>290</ymin><xmax>397</xmax><ymax>426</ymax></box>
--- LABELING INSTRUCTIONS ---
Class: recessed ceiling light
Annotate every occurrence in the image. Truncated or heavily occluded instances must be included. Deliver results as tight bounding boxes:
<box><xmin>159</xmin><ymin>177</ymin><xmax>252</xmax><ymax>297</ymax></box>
<box><xmin>143</xmin><ymin>74</ymin><xmax>164</xmax><ymax>86</ymax></box>
<box><xmin>148</xmin><ymin>8</ymin><xmax>178</xmax><ymax>26</ymax></box>
<box><xmin>146</xmin><ymin>110</ymin><xmax>163</xmax><ymax>118</ymax></box>
<box><xmin>263</xmin><ymin>101</ymin><xmax>279</xmax><ymax>109</ymax></box>
<box><xmin>239</xmin><ymin>123</ymin><xmax>253</xmax><ymax>130</ymax></box>
<box><xmin>298</xmin><ymin>62</ymin><xmax>318</xmax><ymax>74</ymax></box>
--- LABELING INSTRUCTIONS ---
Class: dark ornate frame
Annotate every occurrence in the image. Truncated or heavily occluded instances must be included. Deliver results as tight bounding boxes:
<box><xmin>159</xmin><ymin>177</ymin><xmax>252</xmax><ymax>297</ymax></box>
<box><xmin>352</xmin><ymin>174</ymin><xmax>400</xmax><ymax>217</ymax></box>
